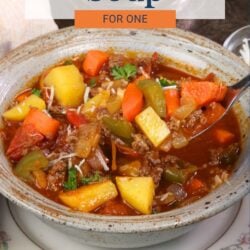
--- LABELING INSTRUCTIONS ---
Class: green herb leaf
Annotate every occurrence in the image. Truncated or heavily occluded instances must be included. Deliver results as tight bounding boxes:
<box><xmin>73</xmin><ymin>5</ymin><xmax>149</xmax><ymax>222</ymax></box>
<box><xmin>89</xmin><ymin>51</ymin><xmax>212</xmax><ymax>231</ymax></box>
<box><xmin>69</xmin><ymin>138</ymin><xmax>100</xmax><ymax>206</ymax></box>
<box><xmin>111</xmin><ymin>64</ymin><xmax>137</xmax><ymax>81</ymax></box>
<box><xmin>89</xmin><ymin>78</ymin><xmax>97</xmax><ymax>88</ymax></box>
<box><xmin>64</xmin><ymin>167</ymin><xmax>77</xmax><ymax>190</ymax></box>
<box><xmin>31</xmin><ymin>88</ymin><xmax>41</xmax><ymax>97</ymax></box>
<box><xmin>159</xmin><ymin>78</ymin><xmax>177</xmax><ymax>87</ymax></box>
<box><xmin>81</xmin><ymin>172</ymin><xmax>101</xmax><ymax>185</ymax></box>
<box><xmin>63</xmin><ymin>60</ymin><xmax>73</xmax><ymax>66</ymax></box>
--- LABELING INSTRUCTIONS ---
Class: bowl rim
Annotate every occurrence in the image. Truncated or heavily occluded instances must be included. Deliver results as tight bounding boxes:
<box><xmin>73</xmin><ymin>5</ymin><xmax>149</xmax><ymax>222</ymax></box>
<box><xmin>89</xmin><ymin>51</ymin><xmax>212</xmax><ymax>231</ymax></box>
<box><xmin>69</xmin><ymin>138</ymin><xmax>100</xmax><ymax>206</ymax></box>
<box><xmin>0</xmin><ymin>27</ymin><xmax>249</xmax><ymax>233</ymax></box>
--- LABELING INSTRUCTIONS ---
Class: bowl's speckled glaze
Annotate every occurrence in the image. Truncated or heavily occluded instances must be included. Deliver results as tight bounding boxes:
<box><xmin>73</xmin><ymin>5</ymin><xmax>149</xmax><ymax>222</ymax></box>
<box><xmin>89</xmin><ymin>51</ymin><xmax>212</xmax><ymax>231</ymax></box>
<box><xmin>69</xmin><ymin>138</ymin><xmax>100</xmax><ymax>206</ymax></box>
<box><xmin>0</xmin><ymin>28</ymin><xmax>249</xmax><ymax>248</ymax></box>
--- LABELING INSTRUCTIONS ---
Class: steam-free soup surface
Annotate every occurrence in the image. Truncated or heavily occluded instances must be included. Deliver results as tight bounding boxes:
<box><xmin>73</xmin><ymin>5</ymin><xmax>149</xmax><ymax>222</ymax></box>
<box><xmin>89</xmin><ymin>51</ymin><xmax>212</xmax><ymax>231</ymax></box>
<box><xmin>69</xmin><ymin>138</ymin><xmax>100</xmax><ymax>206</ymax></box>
<box><xmin>1</xmin><ymin>50</ymin><xmax>241</xmax><ymax>215</ymax></box>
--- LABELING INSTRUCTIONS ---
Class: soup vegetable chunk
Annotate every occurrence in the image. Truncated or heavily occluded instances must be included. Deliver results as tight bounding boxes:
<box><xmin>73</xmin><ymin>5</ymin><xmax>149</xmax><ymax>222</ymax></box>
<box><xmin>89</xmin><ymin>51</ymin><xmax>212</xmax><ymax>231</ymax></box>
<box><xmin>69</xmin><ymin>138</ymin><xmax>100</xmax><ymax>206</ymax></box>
<box><xmin>1</xmin><ymin>50</ymin><xmax>241</xmax><ymax>215</ymax></box>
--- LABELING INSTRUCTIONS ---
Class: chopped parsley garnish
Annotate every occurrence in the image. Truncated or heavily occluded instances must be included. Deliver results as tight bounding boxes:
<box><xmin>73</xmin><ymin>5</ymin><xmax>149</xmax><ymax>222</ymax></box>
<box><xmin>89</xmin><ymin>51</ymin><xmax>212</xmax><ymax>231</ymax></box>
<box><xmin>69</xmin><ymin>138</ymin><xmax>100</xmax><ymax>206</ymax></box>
<box><xmin>81</xmin><ymin>172</ymin><xmax>101</xmax><ymax>185</ymax></box>
<box><xmin>89</xmin><ymin>78</ymin><xmax>97</xmax><ymax>88</ymax></box>
<box><xmin>64</xmin><ymin>167</ymin><xmax>77</xmax><ymax>190</ymax></box>
<box><xmin>159</xmin><ymin>78</ymin><xmax>177</xmax><ymax>87</ymax></box>
<box><xmin>63</xmin><ymin>60</ymin><xmax>73</xmax><ymax>66</ymax></box>
<box><xmin>111</xmin><ymin>64</ymin><xmax>137</xmax><ymax>81</ymax></box>
<box><xmin>31</xmin><ymin>88</ymin><xmax>41</xmax><ymax>97</ymax></box>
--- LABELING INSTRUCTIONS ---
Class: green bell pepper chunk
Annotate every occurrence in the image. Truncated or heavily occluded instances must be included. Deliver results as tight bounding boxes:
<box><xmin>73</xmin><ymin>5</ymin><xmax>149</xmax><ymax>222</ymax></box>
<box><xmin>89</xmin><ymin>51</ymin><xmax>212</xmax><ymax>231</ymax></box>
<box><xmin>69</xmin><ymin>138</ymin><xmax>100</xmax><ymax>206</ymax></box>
<box><xmin>14</xmin><ymin>150</ymin><xmax>49</xmax><ymax>181</ymax></box>
<box><xmin>102</xmin><ymin>117</ymin><xmax>134</xmax><ymax>143</ymax></box>
<box><xmin>164</xmin><ymin>165</ymin><xmax>197</xmax><ymax>184</ymax></box>
<box><xmin>138</xmin><ymin>79</ymin><xmax>166</xmax><ymax>118</ymax></box>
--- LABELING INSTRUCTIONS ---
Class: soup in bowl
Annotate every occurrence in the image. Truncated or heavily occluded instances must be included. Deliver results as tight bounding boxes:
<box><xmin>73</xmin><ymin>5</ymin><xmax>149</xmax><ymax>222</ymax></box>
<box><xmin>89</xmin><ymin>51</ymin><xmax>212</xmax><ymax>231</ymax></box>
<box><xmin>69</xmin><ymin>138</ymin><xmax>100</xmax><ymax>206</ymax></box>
<box><xmin>0</xmin><ymin>28</ymin><xmax>249</xmax><ymax>248</ymax></box>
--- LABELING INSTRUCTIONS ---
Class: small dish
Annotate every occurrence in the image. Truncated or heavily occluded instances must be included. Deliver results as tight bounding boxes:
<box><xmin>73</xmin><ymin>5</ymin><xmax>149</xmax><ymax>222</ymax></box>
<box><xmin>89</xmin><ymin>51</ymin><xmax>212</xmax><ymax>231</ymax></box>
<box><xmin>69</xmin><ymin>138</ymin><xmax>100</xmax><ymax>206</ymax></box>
<box><xmin>223</xmin><ymin>25</ymin><xmax>250</xmax><ymax>58</ymax></box>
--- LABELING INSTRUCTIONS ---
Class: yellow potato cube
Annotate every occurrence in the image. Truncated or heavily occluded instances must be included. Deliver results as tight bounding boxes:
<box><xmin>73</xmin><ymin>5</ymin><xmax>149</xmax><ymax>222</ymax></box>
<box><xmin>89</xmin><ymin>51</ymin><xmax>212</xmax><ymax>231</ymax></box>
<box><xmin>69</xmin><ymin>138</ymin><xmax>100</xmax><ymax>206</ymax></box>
<box><xmin>116</xmin><ymin>177</ymin><xmax>154</xmax><ymax>215</ymax></box>
<box><xmin>106</xmin><ymin>95</ymin><xmax>122</xmax><ymax>114</ymax></box>
<box><xmin>44</xmin><ymin>65</ymin><xmax>85</xmax><ymax>107</ymax></box>
<box><xmin>135</xmin><ymin>107</ymin><xmax>170</xmax><ymax>147</ymax></box>
<box><xmin>59</xmin><ymin>181</ymin><xmax>118</xmax><ymax>212</ymax></box>
<box><xmin>2</xmin><ymin>94</ymin><xmax>46</xmax><ymax>121</ymax></box>
<box><xmin>81</xmin><ymin>90</ymin><xmax>110</xmax><ymax>117</ymax></box>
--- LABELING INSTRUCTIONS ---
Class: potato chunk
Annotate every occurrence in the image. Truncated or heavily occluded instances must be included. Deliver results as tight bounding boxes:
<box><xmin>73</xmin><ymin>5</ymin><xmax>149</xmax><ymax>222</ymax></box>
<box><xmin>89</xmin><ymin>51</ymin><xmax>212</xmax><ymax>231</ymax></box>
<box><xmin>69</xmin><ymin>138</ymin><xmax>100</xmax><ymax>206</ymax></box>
<box><xmin>44</xmin><ymin>65</ymin><xmax>85</xmax><ymax>107</ymax></box>
<box><xmin>3</xmin><ymin>94</ymin><xmax>46</xmax><ymax>121</ymax></box>
<box><xmin>135</xmin><ymin>107</ymin><xmax>170</xmax><ymax>147</ymax></box>
<box><xmin>81</xmin><ymin>90</ymin><xmax>110</xmax><ymax>118</ymax></box>
<box><xmin>59</xmin><ymin>181</ymin><xmax>118</xmax><ymax>212</ymax></box>
<box><xmin>116</xmin><ymin>177</ymin><xmax>154</xmax><ymax>215</ymax></box>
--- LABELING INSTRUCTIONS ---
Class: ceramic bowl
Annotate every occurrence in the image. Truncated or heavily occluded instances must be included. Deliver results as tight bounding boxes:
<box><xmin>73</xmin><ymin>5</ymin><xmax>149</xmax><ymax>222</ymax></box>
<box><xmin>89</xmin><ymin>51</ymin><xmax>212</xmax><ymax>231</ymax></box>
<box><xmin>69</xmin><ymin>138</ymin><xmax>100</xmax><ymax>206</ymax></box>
<box><xmin>0</xmin><ymin>28</ymin><xmax>249</xmax><ymax>248</ymax></box>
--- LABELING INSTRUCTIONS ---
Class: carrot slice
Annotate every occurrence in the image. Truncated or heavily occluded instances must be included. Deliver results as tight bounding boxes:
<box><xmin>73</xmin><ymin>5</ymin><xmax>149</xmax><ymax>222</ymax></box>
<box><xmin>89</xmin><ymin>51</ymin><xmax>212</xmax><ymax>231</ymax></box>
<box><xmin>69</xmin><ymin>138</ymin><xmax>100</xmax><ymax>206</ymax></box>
<box><xmin>214</xmin><ymin>129</ymin><xmax>234</xmax><ymax>144</ymax></box>
<box><xmin>122</xmin><ymin>83</ymin><xmax>143</xmax><ymax>122</ymax></box>
<box><xmin>181</xmin><ymin>81</ymin><xmax>227</xmax><ymax>107</ymax></box>
<box><xmin>83</xmin><ymin>50</ymin><xmax>109</xmax><ymax>76</ymax></box>
<box><xmin>164</xmin><ymin>89</ymin><xmax>180</xmax><ymax>117</ymax></box>
<box><xmin>23</xmin><ymin>108</ymin><xmax>60</xmax><ymax>139</ymax></box>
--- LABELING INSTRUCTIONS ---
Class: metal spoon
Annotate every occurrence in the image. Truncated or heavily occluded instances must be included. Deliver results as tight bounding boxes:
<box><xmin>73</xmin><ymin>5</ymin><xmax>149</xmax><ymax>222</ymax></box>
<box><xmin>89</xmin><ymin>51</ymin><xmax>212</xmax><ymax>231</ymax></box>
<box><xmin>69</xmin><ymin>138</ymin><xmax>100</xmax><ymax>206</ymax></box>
<box><xmin>190</xmin><ymin>74</ymin><xmax>250</xmax><ymax>140</ymax></box>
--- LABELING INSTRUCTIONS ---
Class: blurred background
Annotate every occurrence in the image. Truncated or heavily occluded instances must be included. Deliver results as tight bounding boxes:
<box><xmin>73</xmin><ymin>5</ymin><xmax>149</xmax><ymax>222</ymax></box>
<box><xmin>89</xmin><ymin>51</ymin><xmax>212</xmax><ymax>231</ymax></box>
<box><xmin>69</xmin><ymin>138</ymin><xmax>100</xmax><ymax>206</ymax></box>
<box><xmin>55</xmin><ymin>0</ymin><xmax>249</xmax><ymax>45</ymax></box>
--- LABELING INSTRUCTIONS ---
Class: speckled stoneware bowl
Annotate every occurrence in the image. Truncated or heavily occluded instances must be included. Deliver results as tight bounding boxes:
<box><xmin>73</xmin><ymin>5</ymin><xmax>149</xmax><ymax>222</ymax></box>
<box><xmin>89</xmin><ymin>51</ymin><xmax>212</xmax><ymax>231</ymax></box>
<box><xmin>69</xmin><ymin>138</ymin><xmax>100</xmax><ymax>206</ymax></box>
<box><xmin>0</xmin><ymin>28</ymin><xmax>249</xmax><ymax>248</ymax></box>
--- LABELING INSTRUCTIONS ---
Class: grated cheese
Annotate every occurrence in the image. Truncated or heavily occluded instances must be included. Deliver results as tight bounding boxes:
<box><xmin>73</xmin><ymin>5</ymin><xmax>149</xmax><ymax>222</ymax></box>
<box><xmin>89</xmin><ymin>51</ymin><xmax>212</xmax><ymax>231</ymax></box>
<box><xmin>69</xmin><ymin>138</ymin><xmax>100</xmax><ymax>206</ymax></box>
<box><xmin>96</xmin><ymin>150</ymin><xmax>109</xmax><ymax>171</ymax></box>
<box><xmin>60</xmin><ymin>109</ymin><xmax>66</xmax><ymax>114</ymax></box>
<box><xmin>78</xmin><ymin>158</ymin><xmax>86</xmax><ymax>168</ymax></box>
<box><xmin>50</xmin><ymin>153</ymin><xmax>77</xmax><ymax>165</ymax></box>
<box><xmin>46</xmin><ymin>152</ymin><xmax>57</xmax><ymax>159</ymax></box>
<box><xmin>43</xmin><ymin>86</ymin><xmax>54</xmax><ymax>110</ymax></box>
<box><xmin>76</xmin><ymin>105</ymin><xmax>82</xmax><ymax>114</ymax></box>
<box><xmin>74</xmin><ymin>164</ymin><xmax>83</xmax><ymax>176</ymax></box>
<box><xmin>159</xmin><ymin>192</ymin><xmax>171</xmax><ymax>202</ymax></box>
<box><xmin>42</xmin><ymin>109</ymin><xmax>52</xmax><ymax>117</ymax></box>
<box><xmin>17</xmin><ymin>107</ymin><xmax>22</xmax><ymax>113</ymax></box>
<box><xmin>106</xmin><ymin>81</ymin><xmax>114</xmax><ymax>90</ymax></box>
<box><xmin>68</xmin><ymin>157</ymin><xmax>72</xmax><ymax>169</ymax></box>
<box><xmin>74</xmin><ymin>159</ymin><xmax>85</xmax><ymax>176</ymax></box>
<box><xmin>67</xmin><ymin>125</ymin><xmax>72</xmax><ymax>136</ymax></box>
<box><xmin>139</xmin><ymin>66</ymin><xmax>150</xmax><ymax>79</ymax></box>
<box><xmin>110</xmin><ymin>88</ymin><xmax>116</xmax><ymax>95</ymax></box>
<box><xmin>162</xmin><ymin>86</ymin><xmax>177</xmax><ymax>90</ymax></box>
<box><xmin>84</xmin><ymin>86</ymin><xmax>91</xmax><ymax>103</ymax></box>
<box><xmin>239</xmin><ymin>38</ymin><xmax>250</xmax><ymax>66</ymax></box>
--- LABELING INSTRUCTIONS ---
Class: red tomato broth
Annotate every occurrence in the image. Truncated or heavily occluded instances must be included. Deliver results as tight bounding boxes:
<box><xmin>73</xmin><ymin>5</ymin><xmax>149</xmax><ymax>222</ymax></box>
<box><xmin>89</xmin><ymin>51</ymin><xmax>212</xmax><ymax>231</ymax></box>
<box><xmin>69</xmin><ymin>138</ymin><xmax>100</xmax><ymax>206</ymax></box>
<box><xmin>1</xmin><ymin>50</ymin><xmax>242</xmax><ymax>215</ymax></box>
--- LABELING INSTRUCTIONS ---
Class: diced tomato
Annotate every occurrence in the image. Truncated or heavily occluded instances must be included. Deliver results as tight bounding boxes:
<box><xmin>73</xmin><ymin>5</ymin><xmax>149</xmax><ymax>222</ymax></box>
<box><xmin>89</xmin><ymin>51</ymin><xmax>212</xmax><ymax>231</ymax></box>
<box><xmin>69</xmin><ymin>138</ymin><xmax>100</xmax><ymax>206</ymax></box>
<box><xmin>186</xmin><ymin>178</ymin><xmax>207</xmax><ymax>196</ymax></box>
<box><xmin>7</xmin><ymin>124</ymin><xmax>44</xmax><ymax>160</ymax></box>
<box><xmin>66</xmin><ymin>110</ymin><xmax>87</xmax><ymax>127</ymax></box>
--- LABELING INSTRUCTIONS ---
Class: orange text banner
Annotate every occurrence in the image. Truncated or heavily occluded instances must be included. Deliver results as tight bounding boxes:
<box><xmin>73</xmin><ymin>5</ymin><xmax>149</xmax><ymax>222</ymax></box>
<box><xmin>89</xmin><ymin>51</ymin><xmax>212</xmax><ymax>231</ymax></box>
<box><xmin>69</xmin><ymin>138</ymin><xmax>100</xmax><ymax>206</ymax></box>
<box><xmin>75</xmin><ymin>10</ymin><xmax>176</xmax><ymax>28</ymax></box>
